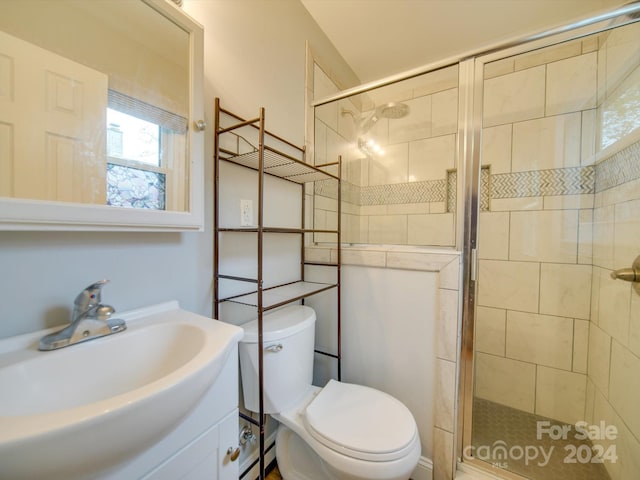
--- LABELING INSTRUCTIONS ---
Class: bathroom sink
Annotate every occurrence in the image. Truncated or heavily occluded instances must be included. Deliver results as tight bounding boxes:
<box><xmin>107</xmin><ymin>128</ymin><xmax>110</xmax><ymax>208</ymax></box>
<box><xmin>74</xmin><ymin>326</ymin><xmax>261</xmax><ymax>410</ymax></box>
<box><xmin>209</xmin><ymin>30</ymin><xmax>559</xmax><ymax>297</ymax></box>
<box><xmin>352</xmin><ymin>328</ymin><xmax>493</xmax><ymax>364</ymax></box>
<box><xmin>0</xmin><ymin>301</ymin><xmax>243</xmax><ymax>480</ymax></box>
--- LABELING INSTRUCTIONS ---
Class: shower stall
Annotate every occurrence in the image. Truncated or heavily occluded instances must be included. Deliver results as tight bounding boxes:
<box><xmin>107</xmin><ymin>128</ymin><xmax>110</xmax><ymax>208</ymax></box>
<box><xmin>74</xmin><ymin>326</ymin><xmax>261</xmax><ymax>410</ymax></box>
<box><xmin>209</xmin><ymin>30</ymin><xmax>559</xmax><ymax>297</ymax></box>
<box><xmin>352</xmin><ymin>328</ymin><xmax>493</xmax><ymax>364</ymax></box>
<box><xmin>312</xmin><ymin>3</ymin><xmax>640</xmax><ymax>479</ymax></box>
<box><xmin>313</xmin><ymin>63</ymin><xmax>461</xmax><ymax>247</ymax></box>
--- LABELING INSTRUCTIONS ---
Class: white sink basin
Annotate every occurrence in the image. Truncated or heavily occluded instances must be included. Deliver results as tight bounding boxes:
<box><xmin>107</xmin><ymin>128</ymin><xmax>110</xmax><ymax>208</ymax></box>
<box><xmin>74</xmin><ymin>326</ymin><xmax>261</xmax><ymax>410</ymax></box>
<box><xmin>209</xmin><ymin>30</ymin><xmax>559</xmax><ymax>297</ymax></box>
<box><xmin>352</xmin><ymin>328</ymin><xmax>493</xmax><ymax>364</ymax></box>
<box><xmin>0</xmin><ymin>301</ymin><xmax>243</xmax><ymax>480</ymax></box>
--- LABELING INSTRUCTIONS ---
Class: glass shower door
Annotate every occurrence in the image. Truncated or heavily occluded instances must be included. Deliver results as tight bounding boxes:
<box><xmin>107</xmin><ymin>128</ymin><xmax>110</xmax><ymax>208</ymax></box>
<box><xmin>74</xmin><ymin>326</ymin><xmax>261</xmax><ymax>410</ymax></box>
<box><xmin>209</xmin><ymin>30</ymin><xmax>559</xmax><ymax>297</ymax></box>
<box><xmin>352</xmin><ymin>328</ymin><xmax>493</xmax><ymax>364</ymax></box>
<box><xmin>468</xmin><ymin>17</ymin><xmax>640</xmax><ymax>480</ymax></box>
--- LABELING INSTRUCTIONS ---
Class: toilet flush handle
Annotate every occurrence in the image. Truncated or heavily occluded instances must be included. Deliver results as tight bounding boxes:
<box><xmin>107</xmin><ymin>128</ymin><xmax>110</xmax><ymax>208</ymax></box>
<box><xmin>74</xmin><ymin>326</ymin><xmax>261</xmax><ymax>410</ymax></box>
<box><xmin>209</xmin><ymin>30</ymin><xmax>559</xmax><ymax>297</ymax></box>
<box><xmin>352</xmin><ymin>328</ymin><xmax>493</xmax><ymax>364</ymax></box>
<box><xmin>265</xmin><ymin>344</ymin><xmax>283</xmax><ymax>353</ymax></box>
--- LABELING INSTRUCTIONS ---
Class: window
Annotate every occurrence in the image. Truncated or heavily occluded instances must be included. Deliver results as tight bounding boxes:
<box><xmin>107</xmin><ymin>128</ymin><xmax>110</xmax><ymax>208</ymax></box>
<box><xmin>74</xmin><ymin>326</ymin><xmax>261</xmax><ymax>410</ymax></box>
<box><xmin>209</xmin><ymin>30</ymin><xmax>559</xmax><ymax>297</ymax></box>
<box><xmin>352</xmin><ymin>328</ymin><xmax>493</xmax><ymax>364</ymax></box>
<box><xmin>105</xmin><ymin>91</ymin><xmax>187</xmax><ymax>210</ymax></box>
<box><xmin>107</xmin><ymin>109</ymin><xmax>160</xmax><ymax>166</ymax></box>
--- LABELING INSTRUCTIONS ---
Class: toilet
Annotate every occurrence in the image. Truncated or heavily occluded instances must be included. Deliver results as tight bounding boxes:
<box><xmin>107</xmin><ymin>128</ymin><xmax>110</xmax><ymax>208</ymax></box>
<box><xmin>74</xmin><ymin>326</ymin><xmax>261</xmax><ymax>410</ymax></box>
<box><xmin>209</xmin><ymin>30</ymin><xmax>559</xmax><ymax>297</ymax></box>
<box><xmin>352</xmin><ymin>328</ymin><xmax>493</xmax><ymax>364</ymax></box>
<box><xmin>239</xmin><ymin>305</ymin><xmax>421</xmax><ymax>480</ymax></box>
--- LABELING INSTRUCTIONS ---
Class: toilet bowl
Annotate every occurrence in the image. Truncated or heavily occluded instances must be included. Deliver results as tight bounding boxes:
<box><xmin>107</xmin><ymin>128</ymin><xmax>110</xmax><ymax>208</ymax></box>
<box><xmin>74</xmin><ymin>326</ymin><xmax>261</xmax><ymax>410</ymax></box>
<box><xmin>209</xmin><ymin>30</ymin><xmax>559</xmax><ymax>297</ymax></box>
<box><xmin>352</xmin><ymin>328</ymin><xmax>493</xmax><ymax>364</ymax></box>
<box><xmin>239</xmin><ymin>305</ymin><xmax>421</xmax><ymax>480</ymax></box>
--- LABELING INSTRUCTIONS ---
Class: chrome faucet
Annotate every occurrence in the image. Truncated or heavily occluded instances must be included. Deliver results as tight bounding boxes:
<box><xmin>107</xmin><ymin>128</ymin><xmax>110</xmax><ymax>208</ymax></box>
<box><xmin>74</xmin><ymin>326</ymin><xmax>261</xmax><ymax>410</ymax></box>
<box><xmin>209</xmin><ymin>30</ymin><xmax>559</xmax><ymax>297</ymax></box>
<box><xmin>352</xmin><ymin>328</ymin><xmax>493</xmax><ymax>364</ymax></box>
<box><xmin>39</xmin><ymin>280</ymin><xmax>126</xmax><ymax>351</ymax></box>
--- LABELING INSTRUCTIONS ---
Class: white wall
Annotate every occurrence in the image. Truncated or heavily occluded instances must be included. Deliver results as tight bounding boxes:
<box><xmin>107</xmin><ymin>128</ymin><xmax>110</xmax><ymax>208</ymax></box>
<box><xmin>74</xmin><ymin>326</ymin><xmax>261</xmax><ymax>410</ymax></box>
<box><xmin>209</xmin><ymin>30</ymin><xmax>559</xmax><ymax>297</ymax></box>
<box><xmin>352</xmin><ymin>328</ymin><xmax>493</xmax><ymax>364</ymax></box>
<box><xmin>305</xmin><ymin>263</ymin><xmax>438</xmax><ymax>461</ymax></box>
<box><xmin>342</xmin><ymin>266</ymin><xmax>437</xmax><ymax>458</ymax></box>
<box><xmin>0</xmin><ymin>232</ymin><xmax>210</xmax><ymax>337</ymax></box>
<box><xmin>0</xmin><ymin>0</ymin><xmax>358</xmax><ymax>339</ymax></box>
<box><xmin>186</xmin><ymin>0</ymin><xmax>359</xmax><ymax>146</ymax></box>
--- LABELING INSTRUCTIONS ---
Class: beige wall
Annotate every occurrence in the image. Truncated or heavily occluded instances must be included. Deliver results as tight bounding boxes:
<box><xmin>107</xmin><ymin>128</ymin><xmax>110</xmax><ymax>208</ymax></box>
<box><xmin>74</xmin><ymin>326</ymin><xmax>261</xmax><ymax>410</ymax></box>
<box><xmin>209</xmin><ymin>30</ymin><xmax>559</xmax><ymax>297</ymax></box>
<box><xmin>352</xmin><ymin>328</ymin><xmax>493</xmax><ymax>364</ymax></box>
<box><xmin>185</xmin><ymin>0</ymin><xmax>358</xmax><ymax>147</ymax></box>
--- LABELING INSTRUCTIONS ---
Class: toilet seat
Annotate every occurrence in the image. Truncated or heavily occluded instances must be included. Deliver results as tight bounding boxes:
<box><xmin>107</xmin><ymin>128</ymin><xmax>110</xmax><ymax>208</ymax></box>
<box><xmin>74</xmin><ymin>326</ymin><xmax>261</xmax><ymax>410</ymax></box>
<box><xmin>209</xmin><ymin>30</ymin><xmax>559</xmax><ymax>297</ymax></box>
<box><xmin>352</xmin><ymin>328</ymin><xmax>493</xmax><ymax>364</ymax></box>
<box><xmin>302</xmin><ymin>380</ymin><xmax>418</xmax><ymax>462</ymax></box>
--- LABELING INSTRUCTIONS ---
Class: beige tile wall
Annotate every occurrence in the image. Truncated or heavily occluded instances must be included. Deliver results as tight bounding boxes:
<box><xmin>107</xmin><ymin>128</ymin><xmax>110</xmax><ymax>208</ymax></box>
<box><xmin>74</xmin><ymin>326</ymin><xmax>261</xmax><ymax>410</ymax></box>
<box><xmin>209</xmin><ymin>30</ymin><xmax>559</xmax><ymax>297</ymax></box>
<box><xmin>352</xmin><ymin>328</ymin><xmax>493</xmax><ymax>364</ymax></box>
<box><xmin>476</xmin><ymin>22</ymin><xmax>640</xmax><ymax>480</ymax></box>
<box><xmin>313</xmin><ymin>65</ymin><xmax>459</xmax><ymax>247</ymax></box>
<box><xmin>582</xmin><ymin>22</ymin><xmax>640</xmax><ymax>480</ymax></box>
<box><xmin>587</xmin><ymin>139</ymin><xmax>640</xmax><ymax>480</ymax></box>
<box><xmin>435</xmin><ymin>256</ymin><xmax>462</xmax><ymax>480</ymax></box>
<box><xmin>475</xmin><ymin>36</ymin><xmax>599</xmax><ymax>425</ymax></box>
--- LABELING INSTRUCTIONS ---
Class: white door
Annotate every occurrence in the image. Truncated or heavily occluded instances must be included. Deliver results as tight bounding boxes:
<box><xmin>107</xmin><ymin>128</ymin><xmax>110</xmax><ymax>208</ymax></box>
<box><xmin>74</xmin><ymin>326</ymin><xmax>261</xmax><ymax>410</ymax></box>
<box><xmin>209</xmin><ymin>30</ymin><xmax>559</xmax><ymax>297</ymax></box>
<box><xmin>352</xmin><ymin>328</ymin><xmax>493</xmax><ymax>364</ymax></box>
<box><xmin>0</xmin><ymin>30</ymin><xmax>108</xmax><ymax>203</ymax></box>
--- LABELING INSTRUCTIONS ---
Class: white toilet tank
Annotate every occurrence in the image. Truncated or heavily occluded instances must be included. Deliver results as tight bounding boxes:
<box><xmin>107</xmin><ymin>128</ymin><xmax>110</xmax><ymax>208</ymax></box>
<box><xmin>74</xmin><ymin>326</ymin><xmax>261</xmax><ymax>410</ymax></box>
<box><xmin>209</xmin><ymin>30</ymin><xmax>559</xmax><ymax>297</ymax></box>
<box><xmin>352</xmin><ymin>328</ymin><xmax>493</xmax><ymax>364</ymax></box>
<box><xmin>239</xmin><ymin>305</ymin><xmax>316</xmax><ymax>414</ymax></box>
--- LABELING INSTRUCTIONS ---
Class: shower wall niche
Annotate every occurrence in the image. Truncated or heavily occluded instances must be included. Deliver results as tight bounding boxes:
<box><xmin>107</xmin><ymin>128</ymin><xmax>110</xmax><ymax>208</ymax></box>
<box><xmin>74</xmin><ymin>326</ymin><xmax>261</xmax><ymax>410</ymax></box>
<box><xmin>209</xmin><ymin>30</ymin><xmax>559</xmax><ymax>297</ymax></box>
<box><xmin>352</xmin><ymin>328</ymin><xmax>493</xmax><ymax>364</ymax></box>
<box><xmin>313</xmin><ymin>65</ymin><xmax>460</xmax><ymax>247</ymax></box>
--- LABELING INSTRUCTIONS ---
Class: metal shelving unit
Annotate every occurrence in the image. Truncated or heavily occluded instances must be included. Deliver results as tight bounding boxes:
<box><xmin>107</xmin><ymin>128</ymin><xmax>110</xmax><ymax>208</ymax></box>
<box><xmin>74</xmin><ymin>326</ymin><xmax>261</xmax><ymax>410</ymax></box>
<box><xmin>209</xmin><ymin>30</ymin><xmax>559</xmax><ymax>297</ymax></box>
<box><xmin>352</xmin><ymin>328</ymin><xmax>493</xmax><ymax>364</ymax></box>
<box><xmin>213</xmin><ymin>98</ymin><xmax>341</xmax><ymax>480</ymax></box>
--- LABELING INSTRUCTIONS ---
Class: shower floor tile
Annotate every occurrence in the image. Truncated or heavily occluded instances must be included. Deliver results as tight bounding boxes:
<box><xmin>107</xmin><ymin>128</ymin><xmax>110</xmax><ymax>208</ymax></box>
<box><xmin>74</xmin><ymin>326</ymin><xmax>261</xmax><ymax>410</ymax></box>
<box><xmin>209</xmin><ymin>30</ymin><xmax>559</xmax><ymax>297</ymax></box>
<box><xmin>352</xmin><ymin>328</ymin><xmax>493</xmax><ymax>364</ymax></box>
<box><xmin>471</xmin><ymin>398</ymin><xmax>611</xmax><ymax>480</ymax></box>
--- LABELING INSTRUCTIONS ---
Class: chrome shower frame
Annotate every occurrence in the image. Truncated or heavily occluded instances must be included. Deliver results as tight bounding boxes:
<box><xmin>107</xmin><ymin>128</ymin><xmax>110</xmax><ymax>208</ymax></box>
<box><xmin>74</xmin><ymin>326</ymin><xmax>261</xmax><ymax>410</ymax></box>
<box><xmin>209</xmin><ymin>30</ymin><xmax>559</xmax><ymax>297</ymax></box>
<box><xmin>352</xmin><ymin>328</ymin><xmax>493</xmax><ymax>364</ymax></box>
<box><xmin>312</xmin><ymin>2</ymin><xmax>640</xmax><ymax>479</ymax></box>
<box><xmin>459</xmin><ymin>5</ymin><xmax>640</xmax><ymax>479</ymax></box>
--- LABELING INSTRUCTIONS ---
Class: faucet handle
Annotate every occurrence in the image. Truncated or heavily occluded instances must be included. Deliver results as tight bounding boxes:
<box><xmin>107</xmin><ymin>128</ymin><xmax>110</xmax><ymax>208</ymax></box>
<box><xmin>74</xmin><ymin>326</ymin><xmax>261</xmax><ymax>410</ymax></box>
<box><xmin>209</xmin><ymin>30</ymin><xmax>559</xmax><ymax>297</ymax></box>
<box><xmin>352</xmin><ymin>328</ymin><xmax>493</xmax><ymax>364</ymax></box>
<box><xmin>74</xmin><ymin>279</ymin><xmax>110</xmax><ymax>310</ymax></box>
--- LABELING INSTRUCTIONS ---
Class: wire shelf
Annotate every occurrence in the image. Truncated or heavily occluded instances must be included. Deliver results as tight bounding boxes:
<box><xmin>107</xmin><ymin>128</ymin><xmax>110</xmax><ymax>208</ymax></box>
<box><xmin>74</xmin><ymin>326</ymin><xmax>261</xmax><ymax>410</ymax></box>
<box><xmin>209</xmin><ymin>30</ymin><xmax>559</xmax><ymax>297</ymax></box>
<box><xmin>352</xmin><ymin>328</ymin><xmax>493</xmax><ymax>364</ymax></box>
<box><xmin>214</xmin><ymin>98</ymin><xmax>342</xmax><ymax>480</ymax></box>
<box><xmin>220</xmin><ymin>149</ymin><xmax>338</xmax><ymax>184</ymax></box>
<box><xmin>220</xmin><ymin>280</ymin><xmax>337</xmax><ymax>310</ymax></box>
<box><xmin>218</xmin><ymin>226</ymin><xmax>338</xmax><ymax>234</ymax></box>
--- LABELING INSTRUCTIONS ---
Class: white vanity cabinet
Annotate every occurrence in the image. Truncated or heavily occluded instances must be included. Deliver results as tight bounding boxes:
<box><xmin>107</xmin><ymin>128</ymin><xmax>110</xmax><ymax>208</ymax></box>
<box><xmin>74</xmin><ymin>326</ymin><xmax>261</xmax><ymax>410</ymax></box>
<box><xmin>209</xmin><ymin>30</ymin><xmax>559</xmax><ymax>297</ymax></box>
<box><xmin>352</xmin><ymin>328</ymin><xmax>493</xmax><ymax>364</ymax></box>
<box><xmin>141</xmin><ymin>410</ymin><xmax>238</xmax><ymax>480</ymax></box>
<box><xmin>105</xmin><ymin>346</ymin><xmax>240</xmax><ymax>480</ymax></box>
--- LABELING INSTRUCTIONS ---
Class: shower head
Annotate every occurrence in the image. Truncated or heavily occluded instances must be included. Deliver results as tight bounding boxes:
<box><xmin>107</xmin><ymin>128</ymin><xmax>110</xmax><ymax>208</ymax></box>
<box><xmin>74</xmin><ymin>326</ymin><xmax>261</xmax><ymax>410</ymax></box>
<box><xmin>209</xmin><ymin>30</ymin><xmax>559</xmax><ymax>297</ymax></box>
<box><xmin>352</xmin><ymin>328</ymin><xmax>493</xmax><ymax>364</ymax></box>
<box><xmin>359</xmin><ymin>101</ymin><xmax>410</xmax><ymax>133</ymax></box>
<box><xmin>376</xmin><ymin>102</ymin><xmax>410</xmax><ymax>119</ymax></box>
<box><xmin>341</xmin><ymin>107</ymin><xmax>357</xmax><ymax>118</ymax></box>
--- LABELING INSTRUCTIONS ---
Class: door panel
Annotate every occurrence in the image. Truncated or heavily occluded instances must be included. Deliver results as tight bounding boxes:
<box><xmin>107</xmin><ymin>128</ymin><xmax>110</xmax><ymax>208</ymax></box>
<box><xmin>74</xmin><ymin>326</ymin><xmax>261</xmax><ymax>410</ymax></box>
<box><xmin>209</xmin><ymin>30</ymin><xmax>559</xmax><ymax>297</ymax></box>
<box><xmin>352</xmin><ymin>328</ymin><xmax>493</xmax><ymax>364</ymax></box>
<box><xmin>0</xmin><ymin>30</ymin><xmax>107</xmax><ymax>203</ymax></box>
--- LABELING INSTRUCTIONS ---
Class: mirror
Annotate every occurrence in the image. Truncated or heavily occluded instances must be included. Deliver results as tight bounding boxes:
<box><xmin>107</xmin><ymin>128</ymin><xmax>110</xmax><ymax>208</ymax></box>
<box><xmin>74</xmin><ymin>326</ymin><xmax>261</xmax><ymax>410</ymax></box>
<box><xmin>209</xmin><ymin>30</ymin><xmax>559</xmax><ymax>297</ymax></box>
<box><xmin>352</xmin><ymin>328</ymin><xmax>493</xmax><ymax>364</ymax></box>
<box><xmin>0</xmin><ymin>0</ymin><xmax>203</xmax><ymax>230</ymax></box>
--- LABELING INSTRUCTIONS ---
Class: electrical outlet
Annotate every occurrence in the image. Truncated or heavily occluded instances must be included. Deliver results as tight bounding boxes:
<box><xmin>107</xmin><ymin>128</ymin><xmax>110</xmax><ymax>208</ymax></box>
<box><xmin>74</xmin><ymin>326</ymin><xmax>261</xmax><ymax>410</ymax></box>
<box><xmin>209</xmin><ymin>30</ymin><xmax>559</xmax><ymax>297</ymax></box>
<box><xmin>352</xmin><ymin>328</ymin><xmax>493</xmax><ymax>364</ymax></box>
<box><xmin>240</xmin><ymin>199</ymin><xmax>253</xmax><ymax>226</ymax></box>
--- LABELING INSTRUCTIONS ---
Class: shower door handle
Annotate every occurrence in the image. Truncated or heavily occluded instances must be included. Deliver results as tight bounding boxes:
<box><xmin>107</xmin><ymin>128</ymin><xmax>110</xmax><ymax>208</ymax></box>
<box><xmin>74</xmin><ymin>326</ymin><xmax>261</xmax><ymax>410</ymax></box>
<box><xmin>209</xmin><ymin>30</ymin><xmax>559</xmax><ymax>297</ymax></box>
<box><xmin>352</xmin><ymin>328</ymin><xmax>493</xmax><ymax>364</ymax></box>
<box><xmin>470</xmin><ymin>248</ymin><xmax>478</xmax><ymax>282</ymax></box>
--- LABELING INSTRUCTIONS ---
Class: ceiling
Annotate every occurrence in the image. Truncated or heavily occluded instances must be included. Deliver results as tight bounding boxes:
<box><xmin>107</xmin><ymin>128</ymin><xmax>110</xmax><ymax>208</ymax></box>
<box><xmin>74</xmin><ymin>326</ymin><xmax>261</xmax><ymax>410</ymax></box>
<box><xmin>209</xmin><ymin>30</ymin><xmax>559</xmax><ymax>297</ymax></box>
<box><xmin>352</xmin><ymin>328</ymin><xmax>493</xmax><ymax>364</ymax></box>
<box><xmin>301</xmin><ymin>0</ymin><xmax>626</xmax><ymax>83</ymax></box>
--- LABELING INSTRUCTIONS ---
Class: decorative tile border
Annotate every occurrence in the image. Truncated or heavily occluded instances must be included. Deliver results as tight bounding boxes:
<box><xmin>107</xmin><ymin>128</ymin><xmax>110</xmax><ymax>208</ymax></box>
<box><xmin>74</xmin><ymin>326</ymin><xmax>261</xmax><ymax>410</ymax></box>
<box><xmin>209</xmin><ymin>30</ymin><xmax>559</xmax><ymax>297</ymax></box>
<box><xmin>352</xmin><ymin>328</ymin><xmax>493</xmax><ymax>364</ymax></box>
<box><xmin>480</xmin><ymin>168</ymin><xmax>491</xmax><ymax>211</ymax></box>
<box><xmin>314</xmin><ymin>178</ymin><xmax>446</xmax><ymax>205</ymax></box>
<box><xmin>314</xmin><ymin>158</ymin><xmax>632</xmax><ymax>210</ymax></box>
<box><xmin>447</xmin><ymin>171</ymin><xmax>457</xmax><ymax>213</ymax></box>
<box><xmin>361</xmin><ymin>180</ymin><xmax>446</xmax><ymax>205</ymax></box>
<box><xmin>491</xmin><ymin>166</ymin><xmax>595</xmax><ymax>198</ymax></box>
<box><xmin>595</xmin><ymin>140</ymin><xmax>640</xmax><ymax>192</ymax></box>
<box><xmin>314</xmin><ymin>179</ymin><xmax>359</xmax><ymax>205</ymax></box>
